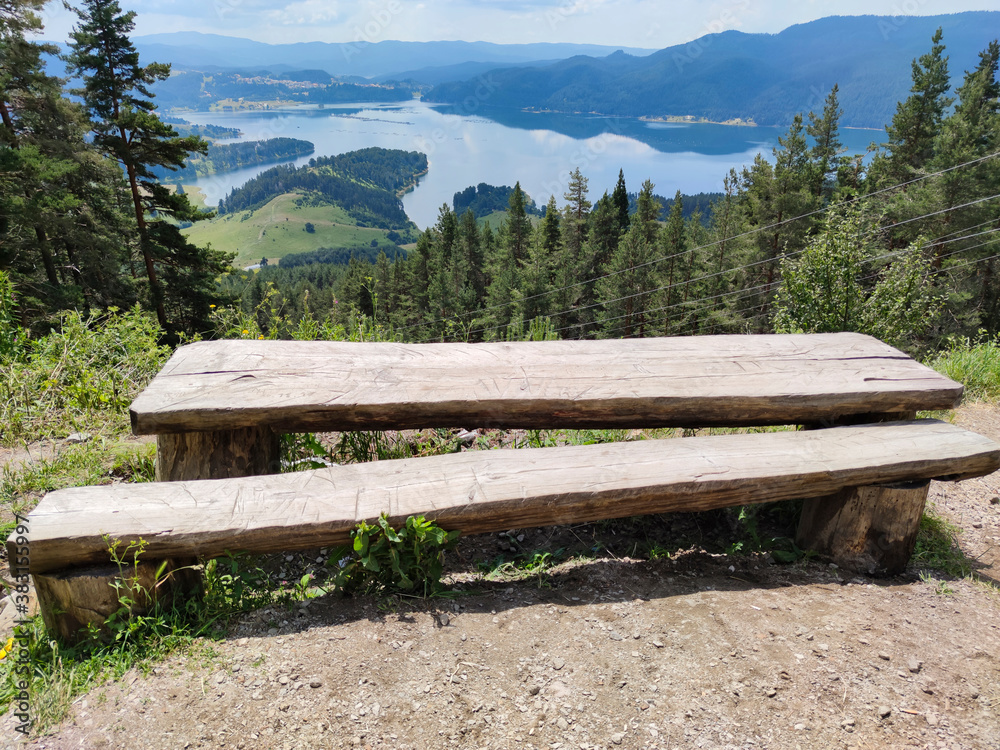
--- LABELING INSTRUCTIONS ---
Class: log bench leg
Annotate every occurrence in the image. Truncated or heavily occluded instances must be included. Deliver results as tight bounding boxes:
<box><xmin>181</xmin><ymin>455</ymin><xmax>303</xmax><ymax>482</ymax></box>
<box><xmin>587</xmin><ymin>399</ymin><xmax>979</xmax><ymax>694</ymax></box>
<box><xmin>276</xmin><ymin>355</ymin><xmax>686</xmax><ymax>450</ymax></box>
<box><xmin>796</xmin><ymin>480</ymin><xmax>930</xmax><ymax>576</ymax></box>
<box><xmin>33</xmin><ymin>558</ymin><xmax>201</xmax><ymax>643</ymax></box>
<box><xmin>156</xmin><ymin>427</ymin><xmax>281</xmax><ymax>481</ymax></box>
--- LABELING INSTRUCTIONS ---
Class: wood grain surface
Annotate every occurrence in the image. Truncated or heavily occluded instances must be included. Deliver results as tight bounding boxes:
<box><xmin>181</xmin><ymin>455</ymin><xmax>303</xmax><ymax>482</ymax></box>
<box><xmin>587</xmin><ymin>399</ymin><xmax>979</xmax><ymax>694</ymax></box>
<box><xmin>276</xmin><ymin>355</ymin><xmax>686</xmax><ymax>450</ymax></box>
<box><xmin>129</xmin><ymin>334</ymin><xmax>964</xmax><ymax>434</ymax></box>
<box><xmin>18</xmin><ymin>420</ymin><xmax>998</xmax><ymax>574</ymax></box>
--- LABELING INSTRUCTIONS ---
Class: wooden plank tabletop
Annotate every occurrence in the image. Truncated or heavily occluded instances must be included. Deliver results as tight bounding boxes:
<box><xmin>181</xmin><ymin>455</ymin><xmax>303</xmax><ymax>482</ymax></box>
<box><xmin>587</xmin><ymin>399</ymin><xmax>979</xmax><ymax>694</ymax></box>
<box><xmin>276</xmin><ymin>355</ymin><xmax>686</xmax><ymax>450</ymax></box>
<box><xmin>129</xmin><ymin>333</ymin><xmax>963</xmax><ymax>434</ymax></box>
<box><xmin>19</xmin><ymin>420</ymin><xmax>999</xmax><ymax>574</ymax></box>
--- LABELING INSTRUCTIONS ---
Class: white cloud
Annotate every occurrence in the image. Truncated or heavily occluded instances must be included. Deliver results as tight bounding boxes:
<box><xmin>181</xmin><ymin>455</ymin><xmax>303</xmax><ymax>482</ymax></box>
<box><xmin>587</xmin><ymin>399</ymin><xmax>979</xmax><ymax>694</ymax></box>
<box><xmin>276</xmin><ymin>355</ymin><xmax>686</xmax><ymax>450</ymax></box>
<box><xmin>40</xmin><ymin>0</ymin><xmax>1000</xmax><ymax>47</ymax></box>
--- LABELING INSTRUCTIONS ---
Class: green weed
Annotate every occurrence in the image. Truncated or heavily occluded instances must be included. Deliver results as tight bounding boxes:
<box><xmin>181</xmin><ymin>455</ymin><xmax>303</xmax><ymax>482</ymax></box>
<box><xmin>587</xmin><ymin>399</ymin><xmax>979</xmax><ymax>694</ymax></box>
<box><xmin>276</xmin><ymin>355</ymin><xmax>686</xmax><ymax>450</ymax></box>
<box><xmin>330</xmin><ymin>514</ymin><xmax>460</xmax><ymax>597</ymax></box>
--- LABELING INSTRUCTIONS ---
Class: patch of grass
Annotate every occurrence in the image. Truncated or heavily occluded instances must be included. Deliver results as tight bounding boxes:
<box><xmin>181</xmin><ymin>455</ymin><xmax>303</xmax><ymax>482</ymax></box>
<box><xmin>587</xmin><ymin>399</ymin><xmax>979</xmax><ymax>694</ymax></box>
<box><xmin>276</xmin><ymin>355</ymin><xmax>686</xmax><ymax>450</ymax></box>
<box><xmin>927</xmin><ymin>333</ymin><xmax>1000</xmax><ymax>401</ymax></box>
<box><xmin>478</xmin><ymin>547</ymin><xmax>567</xmax><ymax>588</ymax></box>
<box><xmin>0</xmin><ymin>541</ymin><xmax>300</xmax><ymax>732</ymax></box>
<box><xmin>0</xmin><ymin>440</ymin><xmax>156</xmax><ymax>535</ymax></box>
<box><xmin>181</xmin><ymin>192</ymin><xmax>403</xmax><ymax>268</ymax></box>
<box><xmin>911</xmin><ymin>510</ymin><xmax>975</xmax><ymax>579</ymax></box>
<box><xmin>0</xmin><ymin>306</ymin><xmax>169</xmax><ymax>446</ymax></box>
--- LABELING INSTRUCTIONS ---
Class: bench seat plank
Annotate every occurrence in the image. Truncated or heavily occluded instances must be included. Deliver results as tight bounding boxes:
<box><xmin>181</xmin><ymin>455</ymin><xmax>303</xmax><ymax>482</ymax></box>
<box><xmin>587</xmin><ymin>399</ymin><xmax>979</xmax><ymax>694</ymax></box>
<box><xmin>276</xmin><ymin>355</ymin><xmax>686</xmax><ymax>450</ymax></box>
<box><xmin>21</xmin><ymin>420</ymin><xmax>998</xmax><ymax>574</ymax></box>
<box><xmin>129</xmin><ymin>333</ymin><xmax>963</xmax><ymax>434</ymax></box>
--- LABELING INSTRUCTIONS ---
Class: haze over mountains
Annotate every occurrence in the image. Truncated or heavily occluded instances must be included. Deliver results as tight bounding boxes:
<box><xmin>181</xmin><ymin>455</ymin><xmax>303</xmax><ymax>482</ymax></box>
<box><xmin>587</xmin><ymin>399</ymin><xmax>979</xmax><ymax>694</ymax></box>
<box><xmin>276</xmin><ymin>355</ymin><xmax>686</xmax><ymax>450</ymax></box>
<box><xmin>112</xmin><ymin>12</ymin><xmax>1000</xmax><ymax>130</ymax></box>
<box><xmin>130</xmin><ymin>34</ymin><xmax>656</xmax><ymax>79</ymax></box>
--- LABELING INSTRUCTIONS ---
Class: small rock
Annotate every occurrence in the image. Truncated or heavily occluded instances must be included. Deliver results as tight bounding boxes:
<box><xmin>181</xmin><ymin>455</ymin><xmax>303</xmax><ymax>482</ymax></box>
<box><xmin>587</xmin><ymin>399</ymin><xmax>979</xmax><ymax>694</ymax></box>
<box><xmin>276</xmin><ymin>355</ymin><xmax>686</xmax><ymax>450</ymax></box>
<box><xmin>556</xmin><ymin>717</ymin><xmax>569</xmax><ymax>731</ymax></box>
<box><xmin>794</xmin><ymin>723</ymin><xmax>806</xmax><ymax>731</ymax></box>
<box><xmin>610</xmin><ymin>732</ymin><xmax>624</xmax><ymax>745</ymax></box>
<box><xmin>251</xmin><ymin>691</ymin><xmax>264</xmax><ymax>701</ymax></box>
<box><xmin>990</xmin><ymin>496</ymin><xmax>1000</xmax><ymax>505</ymax></box>
<box><xmin>552</xmin><ymin>657</ymin><xmax>565</xmax><ymax>670</ymax></box>
<box><xmin>877</xmin><ymin>652</ymin><xmax>891</xmax><ymax>661</ymax></box>
<box><xmin>841</xmin><ymin>718</ymin><xmax>855</xmax><ymax>728</ymax></box>
<box><xmin>278</xmin><ymin>675</ymin><xmax>289</xmax><ymax>685</ymax></box>
<box><xmin>878</xmin><ymin>705</ymin><xmax>891</xmax><ymax>719</ymax></box>
<box><xmin>926</xmin><ymin>713</ymin><xmax>939</xmax><ymax>727</ymax></box>
<box><xmin>609</xmin><ymin>632</ymin><xmax>624</xmax><ymax>641</ymax></box>
<box><xmin>766</xmin><ymin>688</ymin><xmax>777</xmax><ymax>698</ymax></box>
<box><xmin>528</xmin><ymin>685</ymin><xmax>541</xmax><ymax>696</ymax></box>
<box><xmin>907</xmin><ymin>659</ymin><xmax>923</xmax><ymax>674</ymax></box>
<box><xmin>437</xmin><ymin>613</ymin><xmax>450</xmax><ymax>627</ymax></box>
<box><xmin>651</xmin><ymin>640</ymin><xmax>664</xmax><ymax>649</ymax></box>
<box><xmin>310</xmin><ymin>679</ymin><xmax>322</xmax><ymax>688</ymax></box>
<box><xmin>64</xmin><ymin>432</ymin><xmax>92</xmax><ymax>444</ymax></box>
<box><xmin>973</xmin><ymin>522</ymin><xmax>983</xmax><ymax>529</ymax></box>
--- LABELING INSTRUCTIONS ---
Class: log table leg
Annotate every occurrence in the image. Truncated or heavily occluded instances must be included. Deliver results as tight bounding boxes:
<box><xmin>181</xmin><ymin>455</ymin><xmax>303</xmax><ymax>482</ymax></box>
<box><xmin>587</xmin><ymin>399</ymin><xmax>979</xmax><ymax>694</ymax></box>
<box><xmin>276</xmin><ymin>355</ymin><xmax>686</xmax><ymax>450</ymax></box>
<box><xmin>156</xmin><ymin>426</ymin><xmax>281</xmax><ymax>481</ymax></box>
<box><xmin>796</xmin><ymin>480</ymin><xmax>930</xmax><ymax>575</ymax></box>
<box><xmin>33</xmin><ymin>558</ymin><xmax>201</xmax><ymax>643</ymax></box>
<box><xmin>35</xmin><ymin>428</ymin><xmax>278</xmax><ymax>641</ymax></box>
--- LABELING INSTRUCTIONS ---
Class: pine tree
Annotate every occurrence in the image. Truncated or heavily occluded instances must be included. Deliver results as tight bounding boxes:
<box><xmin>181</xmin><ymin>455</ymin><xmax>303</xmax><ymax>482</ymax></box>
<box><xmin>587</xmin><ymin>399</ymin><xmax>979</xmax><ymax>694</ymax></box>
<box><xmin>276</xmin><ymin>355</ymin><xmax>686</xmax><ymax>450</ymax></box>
<box><xmin>504</xmin><ymin>182</ymin><xmax>532</xmax><ymax>265</ymax></box>
<box><xmin>1</xmin><ymin>0</ymin><xmax>135</xmax><ymax>317</ymax></box>
<box><xmin>521</xmin><ymin>196</ymin><xmax>561</xmax><ymax>322</ymax></box>
<box><xmin>597</xmin><ymin>221</ymin><xmax>655</xmax><ymax>339</ymax></box>
<box><xmin>655</xmin><ymin>191</ymin><xmax>686</xmax><ymax>336</ymax></box>
<box><xmin>872</xmin><ymin>27</ymin><xmax>953</xmax><ymax>187</ymax></box>
<box><xmin>611</xmin><ymin>169</ymin><xmax>630</xmax><ymax>237</ymax></box>
<box><xmin>925</xmin><ymin>41</ymin><xmax>1000</xmax><ymax>334</ymax></box>
<box><xmin>68</xmin><ymin>0</ymin><xmax>232</xmax><ymax>335</ymax></box>
<box><xmin>633</xmin><ymin>180</ymin><xmax>661</xmax><ymax>246</ymax></box>
<box><xmin>806</xmin><ymin>84</ymin><xmax>843</xmax><ymax>199</ymax></box>
<box><xmin>457</xmin><ymin>208</ymin><xmax>485</xmax><ymax>312</ymax></box>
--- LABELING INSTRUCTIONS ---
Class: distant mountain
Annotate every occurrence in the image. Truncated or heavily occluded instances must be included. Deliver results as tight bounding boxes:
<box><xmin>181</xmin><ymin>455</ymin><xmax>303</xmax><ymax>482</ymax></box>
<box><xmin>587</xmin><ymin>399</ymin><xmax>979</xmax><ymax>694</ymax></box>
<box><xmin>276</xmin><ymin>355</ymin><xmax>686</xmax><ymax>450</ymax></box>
<box><xmin>425</xmin><ymin>13</ymin><xmax>1000</xmax><ymax>129</ymax></box>
<box><xmin>127</xmin><ymin>33</ymin><xmax>656</xmax><ymax>79</ymax></box>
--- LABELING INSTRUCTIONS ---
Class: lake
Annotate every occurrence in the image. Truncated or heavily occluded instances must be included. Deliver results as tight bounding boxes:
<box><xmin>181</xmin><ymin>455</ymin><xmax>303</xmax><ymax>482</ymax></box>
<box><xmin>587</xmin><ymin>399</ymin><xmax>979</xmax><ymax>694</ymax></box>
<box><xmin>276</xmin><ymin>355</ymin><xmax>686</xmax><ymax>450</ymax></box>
<box><xmin>179</xmin><ymin>101</ymin><xmax>882</xmax><ymax>229</ymax></box>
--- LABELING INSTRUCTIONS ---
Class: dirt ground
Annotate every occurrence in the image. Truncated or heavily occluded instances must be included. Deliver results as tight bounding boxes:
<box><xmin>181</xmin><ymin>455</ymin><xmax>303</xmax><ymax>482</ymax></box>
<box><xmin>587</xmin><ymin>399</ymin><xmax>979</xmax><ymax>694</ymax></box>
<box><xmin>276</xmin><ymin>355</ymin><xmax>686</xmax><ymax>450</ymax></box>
<box><xmin>4</xmin><ymin>407</ymin><xmax>1000</xmax><ymax>750</ymax></box>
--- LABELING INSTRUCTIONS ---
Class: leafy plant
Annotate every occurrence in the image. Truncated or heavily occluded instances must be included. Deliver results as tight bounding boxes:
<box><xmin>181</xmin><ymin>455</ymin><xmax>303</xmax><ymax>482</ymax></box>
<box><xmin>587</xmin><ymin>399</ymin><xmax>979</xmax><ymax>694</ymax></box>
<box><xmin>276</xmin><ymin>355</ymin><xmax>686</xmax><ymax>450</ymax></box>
<box><xmin>202</xmin><ymin>552</ymin><xmax>290</xmax><ymax>628</ymax></box>
<box><xmin>330</xmin><ymin>514</ymin><xmax>460</xmax><ymax>597</ymax></box>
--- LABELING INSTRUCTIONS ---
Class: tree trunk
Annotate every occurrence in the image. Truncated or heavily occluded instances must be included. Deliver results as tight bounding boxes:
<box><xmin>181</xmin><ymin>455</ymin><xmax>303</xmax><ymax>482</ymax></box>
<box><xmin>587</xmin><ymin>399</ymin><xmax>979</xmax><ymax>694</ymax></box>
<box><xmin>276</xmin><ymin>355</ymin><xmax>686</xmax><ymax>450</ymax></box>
<box><xmin>156</xmin><ymin>427</ymin><xmax>281</xmax><ymax>481</ymax></box>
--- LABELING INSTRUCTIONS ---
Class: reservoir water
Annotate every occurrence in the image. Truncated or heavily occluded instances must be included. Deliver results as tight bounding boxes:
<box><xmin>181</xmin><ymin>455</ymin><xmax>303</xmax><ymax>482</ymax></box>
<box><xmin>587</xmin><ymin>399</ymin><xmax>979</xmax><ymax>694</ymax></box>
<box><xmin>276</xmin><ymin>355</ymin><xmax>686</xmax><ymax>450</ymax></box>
<box><xmin>179</xmin><ymin>101</ymin><xmax>881</xmax><ymax>229</ymax></box>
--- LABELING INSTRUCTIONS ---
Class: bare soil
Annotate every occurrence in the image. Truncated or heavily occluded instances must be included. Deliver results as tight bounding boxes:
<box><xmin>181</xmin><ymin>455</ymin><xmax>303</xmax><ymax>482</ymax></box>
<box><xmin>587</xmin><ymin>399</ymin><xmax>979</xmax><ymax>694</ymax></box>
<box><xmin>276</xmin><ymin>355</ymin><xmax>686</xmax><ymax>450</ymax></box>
<box><xmin>4</xmin><ymin>408</ymin><xmax>1000</xmax><ymax>750</ymax></box>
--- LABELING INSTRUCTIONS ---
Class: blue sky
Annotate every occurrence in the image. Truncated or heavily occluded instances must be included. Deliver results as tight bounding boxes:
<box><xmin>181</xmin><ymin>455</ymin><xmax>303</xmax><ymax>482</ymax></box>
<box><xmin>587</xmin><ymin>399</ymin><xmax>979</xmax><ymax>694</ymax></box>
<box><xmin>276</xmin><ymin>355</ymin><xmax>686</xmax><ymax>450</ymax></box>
<box><xmin>38</xmin><ymin>0</ymin><xmax>999</xmax><ymax>47</ymax></box>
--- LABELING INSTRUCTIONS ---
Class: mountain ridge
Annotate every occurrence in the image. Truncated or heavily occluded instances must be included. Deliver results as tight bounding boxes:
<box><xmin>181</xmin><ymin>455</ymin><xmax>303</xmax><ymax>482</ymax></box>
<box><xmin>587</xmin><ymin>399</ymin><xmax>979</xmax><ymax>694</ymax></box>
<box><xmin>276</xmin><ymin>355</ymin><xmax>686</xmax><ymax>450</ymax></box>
<box><xmin>425</xmin><ymin>12</ymin><xmax>1000</xmax><ymax>129</ymax></box>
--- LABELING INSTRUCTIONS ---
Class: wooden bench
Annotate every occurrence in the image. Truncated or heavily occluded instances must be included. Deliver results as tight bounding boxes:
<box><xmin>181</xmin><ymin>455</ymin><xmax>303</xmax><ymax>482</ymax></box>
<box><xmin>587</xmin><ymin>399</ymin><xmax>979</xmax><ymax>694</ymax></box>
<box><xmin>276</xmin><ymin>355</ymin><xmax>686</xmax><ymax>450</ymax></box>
<box><xmin>10</xmin><ymin>333</ymin><xmax>1000</xmax><ymax>640</ymax></box>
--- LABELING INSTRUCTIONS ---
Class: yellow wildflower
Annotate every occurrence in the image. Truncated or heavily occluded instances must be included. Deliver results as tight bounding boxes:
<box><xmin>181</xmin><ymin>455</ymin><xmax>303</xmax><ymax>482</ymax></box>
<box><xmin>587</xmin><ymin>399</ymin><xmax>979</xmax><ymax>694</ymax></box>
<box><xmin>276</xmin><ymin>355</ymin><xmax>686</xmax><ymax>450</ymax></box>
<box><xmin>0</xmin><ymin>636</ymin><xmax>14</xmax><ymax>660</ymax></box>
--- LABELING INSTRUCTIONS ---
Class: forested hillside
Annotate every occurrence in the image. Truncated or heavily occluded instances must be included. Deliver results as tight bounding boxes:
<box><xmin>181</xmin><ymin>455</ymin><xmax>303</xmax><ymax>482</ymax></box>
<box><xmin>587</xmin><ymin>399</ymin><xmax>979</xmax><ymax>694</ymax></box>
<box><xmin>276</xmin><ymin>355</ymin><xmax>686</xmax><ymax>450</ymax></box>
<box><xmin>151</xmin><ymin>138</ymin><xmax>315</xmax><ymax>181</ymax></box>
<box><xmin>150</xmin><ymin>70</ymin><xmax>416</xmax><ymax>111</ymax></box>
<box><xmin>232</xmin><ymin>32</ymin><xmax>1000</xmax><ymax>356</ymax></box>
<box><xmin>216</xmin><ymin>147</ymin><xmax>428</xmax><ymax>230</ymax></box>
<box><xmin>426</xmin><ymin>13</ymin><xmax>999</xmax><ymax>128</ymax></box>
